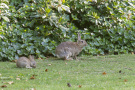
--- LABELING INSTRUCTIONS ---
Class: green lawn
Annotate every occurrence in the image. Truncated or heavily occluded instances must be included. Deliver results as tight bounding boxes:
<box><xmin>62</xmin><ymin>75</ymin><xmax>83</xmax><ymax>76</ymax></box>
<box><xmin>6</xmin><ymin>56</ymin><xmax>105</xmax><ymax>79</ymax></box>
<box><xmin>0</xmin><ymin>54</ymin><xmax>135</xmax><ymax>90</ymax></box>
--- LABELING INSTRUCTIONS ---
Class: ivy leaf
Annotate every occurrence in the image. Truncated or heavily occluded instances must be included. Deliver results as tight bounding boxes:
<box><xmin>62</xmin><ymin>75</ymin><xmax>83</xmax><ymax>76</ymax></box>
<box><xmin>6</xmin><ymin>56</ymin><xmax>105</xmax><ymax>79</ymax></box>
<box><xmin>2</xmin><ymin>16</ymin><xmax>10</xmax><ymax>22</ymax></box>
<box><xmin>0</xmin><ymin>3</ymin><xmax>9</xmax><ymax>9</ymax></box>
<box><xmin>61</xmin><ymin>5</ymin><xmax>71</xmax><ymax>13</ymax></box>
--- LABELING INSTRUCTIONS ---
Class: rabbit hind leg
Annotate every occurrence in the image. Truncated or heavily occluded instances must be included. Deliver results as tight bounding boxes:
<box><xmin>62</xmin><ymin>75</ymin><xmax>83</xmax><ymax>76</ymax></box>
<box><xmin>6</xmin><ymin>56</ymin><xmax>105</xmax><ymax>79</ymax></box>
<box><xmin>73</xmin><ymin>55</ymin><xmax>79</xmax><ymax>60</ymax></box>
<box><xmin>64</xmin><ymin>54</ymin><xmax>73</xmax><ymax>60</ymax></box>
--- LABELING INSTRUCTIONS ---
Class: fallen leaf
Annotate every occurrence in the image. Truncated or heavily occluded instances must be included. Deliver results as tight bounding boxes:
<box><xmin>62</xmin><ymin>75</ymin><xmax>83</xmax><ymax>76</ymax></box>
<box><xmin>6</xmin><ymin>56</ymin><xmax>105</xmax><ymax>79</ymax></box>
<box><xmin>32</xmin><ymin>74</ymin><xmax>37</xmax><ymax>77</ymax></box>
<box><xmin>1</xmin><ymin>85</ymin><xmax>7</xmax><ymax>88</ymax></box>
<box><xmin>16</xmin><ymin>78</ymin><xmax>20</xmax><ymax>80</ymax></box>
<box><xmin>67</xmin><ymin>83</ymin><xmax>71</xmax><ymax>87</ymax></box>
<box><xmin>3</xmin><ymin>81</ymin><xmax>14</xmax><ymax>85</ymax></box>
<box><xmin>31</xmin><ymin>88</ymin><xmax>36</xmax><ymax>90</ymax></box>
<box><xmin>30</xmin><ymin>76</ymin><xmax>35</xmax><ymax>79</ymax></box>
<box><xmin>12</xmin><ymin>60</ymin><xmax>17</xmax><ymax>63</ymax></box>
<box><xmin>8</xmin><ymin>81</ymin><xmax>14</xmax><ymax>85</ymax></box>
<box><xmin>124</xmin><ymin>79</ymin><xmax>128</xmax><ymax>82</ymax></box>
<box><xmin>48</xmin><ymin>64</ymin><xmax>52</xmax><ymax>66</ymax></box>
<box><xmin>45</xmin><ymin>69</ymin><xmax>48</xmax><ymax>72</ymax></box>
<box><xmin>65</xmin><ymin>63</ymin><xmax>67</xmax><ymax>65</ymax></box>
<box><xmin>102</xmin><ymin>72</ymin><xmax>107</xmax><ymax>75</ymax></box>
<box><xmin>119</xmin><ymin>70</ymin><xmax>122</xmax><ymax>73</ymax></box>
<box><xmin>131</xmin><ymin>52</ymin><xmax>134</xmax><ymax>55</ymax></box>
<box><xmin>78</xmin><ymin>85</ymin><xmax>82</xmax><ymax>88</ymax></box>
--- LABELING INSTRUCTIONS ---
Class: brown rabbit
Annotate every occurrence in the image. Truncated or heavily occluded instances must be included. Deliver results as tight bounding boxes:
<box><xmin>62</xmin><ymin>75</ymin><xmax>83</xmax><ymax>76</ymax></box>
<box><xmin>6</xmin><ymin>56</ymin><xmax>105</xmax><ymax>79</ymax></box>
<box><xmin>55</xmin><ymin>33</ymin><xmax>87</xmax><ymax>60</ymax></box>
<box><xmin>16</xmin><ymin>55</ymin><xmax>36</xmax><ymax>68</ymax></box>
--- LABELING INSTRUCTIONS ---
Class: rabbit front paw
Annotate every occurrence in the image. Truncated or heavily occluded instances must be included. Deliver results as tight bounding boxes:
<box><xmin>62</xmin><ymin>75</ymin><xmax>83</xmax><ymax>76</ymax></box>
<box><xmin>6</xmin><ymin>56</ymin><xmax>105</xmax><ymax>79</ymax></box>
<box><xmin>26</xmin><ymin>65</ymin><xmax>32</xmax><ymax>69</ymax></box>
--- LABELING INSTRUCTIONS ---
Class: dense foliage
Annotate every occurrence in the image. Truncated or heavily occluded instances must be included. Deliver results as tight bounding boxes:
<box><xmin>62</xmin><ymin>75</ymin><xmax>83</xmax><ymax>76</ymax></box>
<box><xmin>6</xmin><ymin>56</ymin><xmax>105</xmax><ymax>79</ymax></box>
<box><xmin>0</xmin><ymin>0</ymin><xmax>135</xmax><ymax>61</ymax></box>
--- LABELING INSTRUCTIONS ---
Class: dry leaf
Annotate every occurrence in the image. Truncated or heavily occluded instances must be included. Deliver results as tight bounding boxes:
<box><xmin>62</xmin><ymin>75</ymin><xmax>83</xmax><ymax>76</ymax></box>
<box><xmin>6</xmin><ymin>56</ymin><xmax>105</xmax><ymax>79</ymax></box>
<box><xmin>30</xmin><ymin>76</ymin><xmax>35</xmax><ymax>79</ymax></box>
<box><xmin>124</xmin><ymin>79</ymin><xmax>128</xmax><ymax>82</ymax></box>
<box><xmin>102</xmin><ymin>72</ymin><xmax>107</xmax><ymax>75</ymax></box>
<box><xmin>131</xmin><ymin>52</ymin><xmax>134</xmax><ymax>55</ymax></box>
<box><xmin>119</xmin><ymin>70</ymin><xmax>122</xmax><ymax>73</ymax></box>
<box><xmin>12</xmin><ymin>60</ymin><xmax>17</xmax><ymax>63</ymax></box>
<box><xmin>31</xmin><ymin>88</ymin><xmax>36</xmax><ymax>90</ymax></box>
<box><xmin>32</xmin><ymin>74</ymin><xmax>37</xmax><ymax>77</ymax></box>
<box><xmin>1</xmin><ymin>85</ymin><xmax>7</xmax><ymax>88</ymax></box>
<box><xmin>48</xmin><ymin>64</ymin><xmax>52</xmax><ymax>66</ymax></box>
<box><xmin>67</xmin><ymin>83</ymin><xmax>71</xmax><ymax>87</ymax></box>
<box><xmin>16</xmin><ymin>78</ymin><xmax>20</xmax><ymax>80</ymax></box>
<box><xmin>8</xmin><ymin>81</ymin><xmax>14</xmax><ymax>85</ymax></box>
<box><xmin>78</xmin><ymin>85</ymin><xmax>82</xmax><ymax>88</ymax></box>
<box><xmin>3</xmin><ymin>81</ymin><xmax>14</xmax><ymax>85</ymax></box>
<box><xmin>45</xmin><ymin>69</ymin><xmax>48</xmax><ymax>72</ymax></box>
<box><xmin>30</xmin><ymin>74</ymin><xmax>37</xmax><ymax>79</ymax></box>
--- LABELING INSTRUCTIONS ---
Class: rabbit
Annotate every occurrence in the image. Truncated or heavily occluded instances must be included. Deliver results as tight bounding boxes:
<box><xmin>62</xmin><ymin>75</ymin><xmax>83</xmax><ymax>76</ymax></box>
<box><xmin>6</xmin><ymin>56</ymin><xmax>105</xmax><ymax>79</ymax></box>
<box><xmin>55</xmin><ymin>32</ymin><xmax>87</xmax><ymax>60</ymax></box>
<box><xmin>16</xmin><ymin>55</ymin><xmax>36</xmax><ymax>68</ymax></box>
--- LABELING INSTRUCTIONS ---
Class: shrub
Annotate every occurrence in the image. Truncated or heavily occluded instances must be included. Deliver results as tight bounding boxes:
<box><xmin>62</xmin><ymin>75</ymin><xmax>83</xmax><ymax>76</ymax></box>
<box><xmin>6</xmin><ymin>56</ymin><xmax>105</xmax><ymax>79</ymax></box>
<box><xmin>66</xmin><ymin>0</ymin><xmax>135</xmax><ymax>55</ymax></box>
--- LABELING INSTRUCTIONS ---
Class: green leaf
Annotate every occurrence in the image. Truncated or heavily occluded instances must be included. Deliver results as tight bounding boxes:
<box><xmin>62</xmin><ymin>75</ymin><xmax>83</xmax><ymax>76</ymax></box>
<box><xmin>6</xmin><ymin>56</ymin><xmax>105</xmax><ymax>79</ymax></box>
<box><xmin>2</xmin><ymin>16</ymin><xmax>10</xmax><ymax>22</ymax></box>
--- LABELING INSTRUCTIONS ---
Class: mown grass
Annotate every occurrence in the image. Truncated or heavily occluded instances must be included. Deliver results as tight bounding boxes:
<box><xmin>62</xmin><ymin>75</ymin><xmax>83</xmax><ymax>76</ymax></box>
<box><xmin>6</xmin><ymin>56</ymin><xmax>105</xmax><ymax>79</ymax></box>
<box><xmin>0</xmin><ymin>54</ymin><xmax>135</xmax><ymax>90</ymax></box>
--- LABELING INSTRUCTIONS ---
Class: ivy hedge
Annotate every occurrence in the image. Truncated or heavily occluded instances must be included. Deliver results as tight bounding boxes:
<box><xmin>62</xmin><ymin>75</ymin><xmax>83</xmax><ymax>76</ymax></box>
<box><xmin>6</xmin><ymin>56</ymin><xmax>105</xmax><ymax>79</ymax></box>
<box><xmin>0</xmin><ymin>0</ymin><xmax>135</xmax><ymax>61</ymax></box>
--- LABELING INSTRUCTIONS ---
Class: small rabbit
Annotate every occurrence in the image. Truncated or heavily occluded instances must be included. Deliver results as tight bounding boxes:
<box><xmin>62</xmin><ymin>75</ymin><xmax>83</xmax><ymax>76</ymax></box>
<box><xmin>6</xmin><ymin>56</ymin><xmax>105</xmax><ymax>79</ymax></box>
<box><xmin>55</xmin><ymin>33</ymin><xmax>87</xmax><ymax>60</ymax></box>
<box><xmin>16</xmin><ymin>55</ymin><xmax>36</xmax><ymax>68</ymax></box>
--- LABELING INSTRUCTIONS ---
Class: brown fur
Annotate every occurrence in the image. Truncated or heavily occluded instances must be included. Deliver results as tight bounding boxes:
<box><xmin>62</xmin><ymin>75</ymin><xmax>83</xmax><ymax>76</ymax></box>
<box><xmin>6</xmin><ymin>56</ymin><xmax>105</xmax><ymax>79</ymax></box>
<box><xmin>55</xmin><ymin>33</ymin><xmax>87</xmax><ymax>60</ymax></box>
<box><xmin>16</xmin><ymin>55</ymin><xmax>36</xmax><ymax>68</ymax></box>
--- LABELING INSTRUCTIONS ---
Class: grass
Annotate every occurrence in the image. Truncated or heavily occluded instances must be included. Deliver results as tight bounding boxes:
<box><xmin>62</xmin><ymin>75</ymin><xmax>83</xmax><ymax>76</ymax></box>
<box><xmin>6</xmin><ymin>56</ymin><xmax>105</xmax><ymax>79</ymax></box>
<box><xmin>1</xmin><ymin>54</ymin><xmax>135</xmax><ymax>90</ymax></box>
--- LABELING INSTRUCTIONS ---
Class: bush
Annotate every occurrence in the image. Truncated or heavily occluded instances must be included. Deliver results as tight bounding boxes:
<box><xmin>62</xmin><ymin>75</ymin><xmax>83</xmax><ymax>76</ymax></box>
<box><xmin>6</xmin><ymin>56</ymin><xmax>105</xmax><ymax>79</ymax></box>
<box><xmin>66</xmin><ymin>0</ymin><xmax>135</xmax><ymax>55</ymax></box>
<box><xmin>0</xmin><ymin>0</ymin><xmax>135</xmax><ymax>61</ymax></box>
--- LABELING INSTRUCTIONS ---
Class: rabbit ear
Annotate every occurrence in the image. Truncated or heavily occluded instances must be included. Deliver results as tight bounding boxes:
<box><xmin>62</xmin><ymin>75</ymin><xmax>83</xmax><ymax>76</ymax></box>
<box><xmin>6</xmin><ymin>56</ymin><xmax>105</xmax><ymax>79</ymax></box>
<box><xmin>78</xmin><ymin>32</ymin><xmax>81</xmax><ymax>40</ymax></box>
<box><xmin>29</xmin><ymin>55</ymin><xmax>34</xmax><ymax>59</ymax></box>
